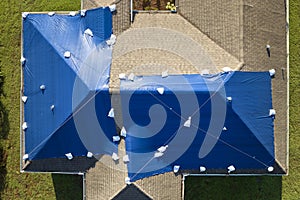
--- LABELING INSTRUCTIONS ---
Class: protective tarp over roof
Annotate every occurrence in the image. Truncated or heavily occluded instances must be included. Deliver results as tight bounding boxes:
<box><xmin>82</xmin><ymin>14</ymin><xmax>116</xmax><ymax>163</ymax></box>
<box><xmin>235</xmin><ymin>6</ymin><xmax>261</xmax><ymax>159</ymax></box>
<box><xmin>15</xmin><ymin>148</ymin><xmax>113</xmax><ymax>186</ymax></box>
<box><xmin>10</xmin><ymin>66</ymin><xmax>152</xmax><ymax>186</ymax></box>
<box><xmin>22</xmin><ymin>7</ymin><xmax>117</xmax><ymax>160</ymax></box>
<box><xmin>120</xmin><ymin>72</ymin><xmax>275</xmax><ymax>182</ymax></box>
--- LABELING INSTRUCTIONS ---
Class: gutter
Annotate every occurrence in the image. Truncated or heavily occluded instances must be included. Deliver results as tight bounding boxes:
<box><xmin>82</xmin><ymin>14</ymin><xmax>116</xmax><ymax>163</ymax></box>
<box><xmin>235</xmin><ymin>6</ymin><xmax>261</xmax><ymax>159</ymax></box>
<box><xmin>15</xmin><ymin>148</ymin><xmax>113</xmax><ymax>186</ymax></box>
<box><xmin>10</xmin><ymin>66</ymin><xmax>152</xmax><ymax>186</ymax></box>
<box><xmin>182</xmin><ymin>174</ymin><xmax>187</xmax><ymax>200</ymax></box>
<box><xmin>20</xmin><ymin>15</ymin><xmax>24</xmax><ymax>173</ymax></box>
<box><xmin>130</xmin><ymin>0</ymin><xmax>133</xmax><ymax>22</ymax></box>
<box><xmin>183</xmin><ymin>173</ymin><xmax>284</xmax><ymax>177</ymax></box>
<box><xmin>20</xmin><ymin>170</ymin><xmax>83</xmax><ymax>174</ymax></box>
<box><xmin>83</xmin><ymin>173</ymin><xmax>86</xmax><ymax>200</ymax></box>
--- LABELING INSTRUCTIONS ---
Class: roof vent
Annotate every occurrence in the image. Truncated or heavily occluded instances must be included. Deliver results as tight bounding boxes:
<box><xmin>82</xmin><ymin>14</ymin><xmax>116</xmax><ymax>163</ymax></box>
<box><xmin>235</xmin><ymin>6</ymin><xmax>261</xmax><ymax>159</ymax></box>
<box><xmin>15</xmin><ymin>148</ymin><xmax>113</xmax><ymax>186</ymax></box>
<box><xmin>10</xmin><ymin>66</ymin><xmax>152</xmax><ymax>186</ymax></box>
<box><xmin>266</xmin><ymin>45</ymin><xmax>271</xmax><ymax>57</ymax></box>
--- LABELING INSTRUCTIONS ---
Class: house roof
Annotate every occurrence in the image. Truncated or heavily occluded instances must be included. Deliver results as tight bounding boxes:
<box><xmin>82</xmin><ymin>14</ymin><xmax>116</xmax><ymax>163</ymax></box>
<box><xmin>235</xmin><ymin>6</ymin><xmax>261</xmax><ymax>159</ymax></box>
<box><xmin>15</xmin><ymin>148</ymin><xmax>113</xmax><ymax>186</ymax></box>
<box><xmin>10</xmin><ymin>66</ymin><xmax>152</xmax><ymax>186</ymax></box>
<box><xmin>21</xmin><ymin>0</ymin><xmax>288</xmax><ymax>199</ymax></box>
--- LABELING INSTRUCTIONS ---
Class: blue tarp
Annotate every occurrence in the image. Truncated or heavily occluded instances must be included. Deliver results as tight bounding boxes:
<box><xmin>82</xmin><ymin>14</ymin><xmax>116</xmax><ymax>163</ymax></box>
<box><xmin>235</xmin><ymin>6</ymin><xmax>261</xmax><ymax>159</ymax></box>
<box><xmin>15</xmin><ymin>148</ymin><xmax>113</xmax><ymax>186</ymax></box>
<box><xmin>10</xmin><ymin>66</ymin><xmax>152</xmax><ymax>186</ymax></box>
<box><xmin>22</xmin><ymin>7</ymin><xmax>117</xmax><ymax>160</ymax></box>
<box><xmin>120</xmin><ymin>72</ymin><xmax>274</xmax><ymax>182</ymax></box>
<box><xmin>22</xmin><ymin>6</ymin><xmax>275</xmax><ymax>181</ymax></box>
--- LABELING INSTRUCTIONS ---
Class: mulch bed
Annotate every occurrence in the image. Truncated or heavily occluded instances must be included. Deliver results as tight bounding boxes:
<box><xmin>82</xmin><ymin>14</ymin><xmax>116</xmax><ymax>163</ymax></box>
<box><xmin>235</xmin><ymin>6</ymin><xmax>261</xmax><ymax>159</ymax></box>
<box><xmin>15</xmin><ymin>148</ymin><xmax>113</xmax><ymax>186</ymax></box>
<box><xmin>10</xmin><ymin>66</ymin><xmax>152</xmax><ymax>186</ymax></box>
<box><xmin>134</xmin><ymin>0</ymin><xmax>175</xmax><ymax>10</ymax></box>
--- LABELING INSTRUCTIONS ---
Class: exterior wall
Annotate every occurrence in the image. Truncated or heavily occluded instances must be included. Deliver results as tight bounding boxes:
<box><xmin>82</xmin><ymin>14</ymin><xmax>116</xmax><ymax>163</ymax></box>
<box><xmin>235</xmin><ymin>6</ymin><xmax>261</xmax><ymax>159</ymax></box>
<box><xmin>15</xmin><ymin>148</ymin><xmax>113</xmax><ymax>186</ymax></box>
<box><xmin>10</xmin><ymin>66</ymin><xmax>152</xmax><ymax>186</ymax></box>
<box><xmin>178</xmin><ymin>0</ymin><xmax>243</xmax><ymax>61</ymax></box>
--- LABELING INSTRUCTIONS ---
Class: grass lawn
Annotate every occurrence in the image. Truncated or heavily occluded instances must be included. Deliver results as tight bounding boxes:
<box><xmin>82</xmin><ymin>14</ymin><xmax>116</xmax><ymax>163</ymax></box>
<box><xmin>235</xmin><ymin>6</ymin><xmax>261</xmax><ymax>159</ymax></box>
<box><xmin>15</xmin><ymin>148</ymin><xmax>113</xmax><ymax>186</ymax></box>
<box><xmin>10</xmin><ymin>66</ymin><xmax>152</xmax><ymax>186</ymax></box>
<box><xmin>282</xmin><ymin>0</ymin><xmax>300</xmax><ymax>199</ymax></box>
<box><xmin>0</xmin><ymin>0</ymin><xmax>299</xmax><ymax>199</ymax></box>
<box><xmin>0</xmin><ymin>0</ymin><xmax>82</xmax><ymax>199</ymax></box>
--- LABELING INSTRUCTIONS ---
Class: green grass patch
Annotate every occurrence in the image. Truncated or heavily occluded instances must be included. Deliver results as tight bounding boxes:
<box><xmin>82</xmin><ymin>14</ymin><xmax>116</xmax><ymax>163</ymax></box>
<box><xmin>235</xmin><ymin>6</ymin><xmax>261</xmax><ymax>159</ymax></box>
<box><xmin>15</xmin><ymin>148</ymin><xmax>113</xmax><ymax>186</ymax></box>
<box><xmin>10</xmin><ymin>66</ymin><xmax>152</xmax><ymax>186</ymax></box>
<box><xmin>0</xmin><ymin>0</ymin><xmax>81</xmax><ymax>199</ymax></box>
<box><xmin>52</xmin><ymin>174</ymin><xmax>83</xmax><ymax>200</ymax></box>
<box><xmin>282</xmin><ymin>1</ymin><xmax>300</xmax><ymax>199</ymax></box>
<box><xmin>185</xmin><ymin>176</ymin><xmax>282</xmax><ymax>200</ymax></box>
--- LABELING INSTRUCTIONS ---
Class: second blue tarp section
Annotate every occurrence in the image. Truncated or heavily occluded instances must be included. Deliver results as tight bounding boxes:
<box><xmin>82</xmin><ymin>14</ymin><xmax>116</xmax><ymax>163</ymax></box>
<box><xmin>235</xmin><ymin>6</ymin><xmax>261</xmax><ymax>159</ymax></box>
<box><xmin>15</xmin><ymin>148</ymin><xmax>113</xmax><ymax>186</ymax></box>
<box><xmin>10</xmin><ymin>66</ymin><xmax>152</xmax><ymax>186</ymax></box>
<box><xmin>120</xmin><ymin>72</ymin><xmax>274</xmax><ymax>182</ymax></box>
